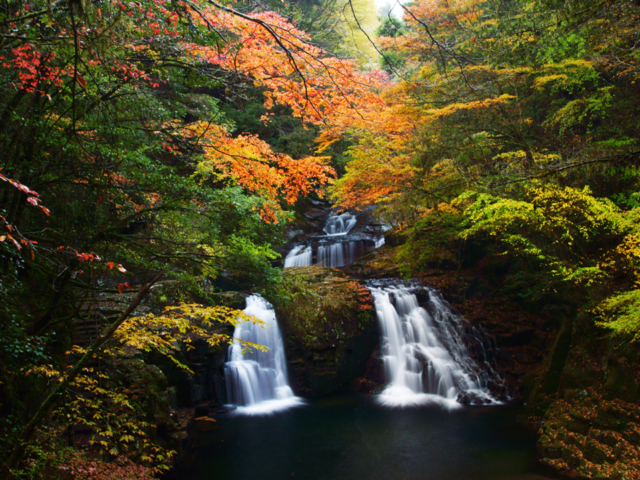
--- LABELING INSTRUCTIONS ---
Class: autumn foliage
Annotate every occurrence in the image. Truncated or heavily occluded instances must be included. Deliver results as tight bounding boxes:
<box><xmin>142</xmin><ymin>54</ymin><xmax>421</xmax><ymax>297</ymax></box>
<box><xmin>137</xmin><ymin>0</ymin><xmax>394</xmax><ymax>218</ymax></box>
<box><xmin>0</xmin><ymin>0</ymin><xmax>386</xmax><ymax>476</ymax></box>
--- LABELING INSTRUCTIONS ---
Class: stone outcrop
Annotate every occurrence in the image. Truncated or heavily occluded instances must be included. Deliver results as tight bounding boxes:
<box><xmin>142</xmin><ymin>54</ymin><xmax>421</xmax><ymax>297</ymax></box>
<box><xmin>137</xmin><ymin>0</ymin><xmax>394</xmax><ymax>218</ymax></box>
<box><xmin>272</xmin><ymin>266</ymin><xmax>378</xmax><ymax>395</ymax></box>
<box><xmin>343</xmin><ymin>244</ymin><xmax>400</xmax><ymax>279</ymax></box>
<box><xmin>538</xmin><ymin>389</ymin><xmax>640</xmax><ymax>479</ymax></box>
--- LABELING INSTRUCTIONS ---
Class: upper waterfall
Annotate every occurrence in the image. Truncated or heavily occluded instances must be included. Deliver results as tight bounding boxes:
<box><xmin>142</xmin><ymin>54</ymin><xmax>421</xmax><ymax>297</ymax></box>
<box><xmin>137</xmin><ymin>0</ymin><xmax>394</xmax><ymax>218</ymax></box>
<box><xmin>283</xmin><ymin>211</ymin><xmax>385</xmax><ymax>269</ymax></box>
<box><xmin>368</xmin><ymin>281</ymin><xmax>502</xmax><ymax>409</ymax></box>
<box><xmin>224</xmin><ymin>295</ymin><xmax>303</xmax><ymax>415</ymax></box>
<box><xmin>323</xmin><ymin>213</ymin><xmax>357</xmax><ymax>236</ymax></box>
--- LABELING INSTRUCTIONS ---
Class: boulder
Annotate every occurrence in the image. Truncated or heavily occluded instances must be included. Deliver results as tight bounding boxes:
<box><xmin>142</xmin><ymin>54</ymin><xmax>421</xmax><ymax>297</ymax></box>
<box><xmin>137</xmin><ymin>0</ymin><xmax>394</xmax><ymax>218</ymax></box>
<box><xmin>272</xmin><ymin>266</ymin><xmax>378</xmax><ymax>395</ymax></box>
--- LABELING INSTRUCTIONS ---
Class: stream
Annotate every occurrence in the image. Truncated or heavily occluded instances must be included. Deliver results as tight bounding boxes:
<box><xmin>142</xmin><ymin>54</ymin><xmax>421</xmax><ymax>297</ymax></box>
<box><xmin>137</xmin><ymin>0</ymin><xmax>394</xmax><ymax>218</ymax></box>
<box><xmin>171</xmin><ymin>211</ymin><xmax>565</xmax><ymax>480</ymax></box>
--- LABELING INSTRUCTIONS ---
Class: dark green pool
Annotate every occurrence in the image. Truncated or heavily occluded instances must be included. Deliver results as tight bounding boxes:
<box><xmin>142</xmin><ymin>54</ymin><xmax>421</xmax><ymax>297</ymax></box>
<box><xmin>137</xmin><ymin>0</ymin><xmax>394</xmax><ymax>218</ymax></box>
<box><xmin>171</xmin><ymin>394</ymin><xmax>564</xmax><ymax>480</ymax></box>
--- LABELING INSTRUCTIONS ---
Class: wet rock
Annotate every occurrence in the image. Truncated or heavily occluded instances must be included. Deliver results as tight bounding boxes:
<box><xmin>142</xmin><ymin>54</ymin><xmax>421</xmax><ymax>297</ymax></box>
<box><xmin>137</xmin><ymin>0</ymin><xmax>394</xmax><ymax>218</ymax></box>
<box><xmin>304</xmin><ymin>207</ymin><xmax>327</xmax><ymax>221</ymax></box>
<box><xmin>272</xmin><ymin>266</ymin><xmax>378</xmax><ymax>396</ymax></box>
<box><xmin>192</xmin><ymin>416</ymin><xmax>218</xmax><ymax>432</ymax></box>
<box><xmin>355</xmin><ymin>346</ymin><xmax>385</xmax><ymax>393</ymax></box>
<box><xmin>215</xmin><ymin>405</ymin><xmax>237</xmax><ymax>414</ymax></box>
<box><xmin>456</xmin><ymin>391</ymin><xmax>492</xmax><ymax>405</ymax></box>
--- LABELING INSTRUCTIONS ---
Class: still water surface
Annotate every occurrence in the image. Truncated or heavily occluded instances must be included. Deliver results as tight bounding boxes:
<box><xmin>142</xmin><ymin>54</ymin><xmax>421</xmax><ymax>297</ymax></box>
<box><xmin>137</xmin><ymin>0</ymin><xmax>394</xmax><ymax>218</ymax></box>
<box><xmin>174</xmin><ymin>394</ymin><xmax>563</xmax><ymax>480</ymax></box>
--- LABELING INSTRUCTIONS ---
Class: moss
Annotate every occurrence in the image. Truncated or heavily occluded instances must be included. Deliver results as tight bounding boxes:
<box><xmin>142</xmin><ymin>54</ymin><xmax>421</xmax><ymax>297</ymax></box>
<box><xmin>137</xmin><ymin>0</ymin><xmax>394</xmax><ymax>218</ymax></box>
<box><xmin>274</xmin><ymin>267</ymin><xmax>374</xmax><ymax>351</ymax></box>
<box><xmin>343</xmin><ymin>245</ymin><xmax>401</xmax><ymax>279</ymax></box>
<box><xmin>271</xmin><ymin>266</ymin><xmax>377</xmax><ymax>395</ymax></box>
<box><xmin>537</xmin><ymin>392</ymin><xmax>640</xmax><ymax>479</ymax></box>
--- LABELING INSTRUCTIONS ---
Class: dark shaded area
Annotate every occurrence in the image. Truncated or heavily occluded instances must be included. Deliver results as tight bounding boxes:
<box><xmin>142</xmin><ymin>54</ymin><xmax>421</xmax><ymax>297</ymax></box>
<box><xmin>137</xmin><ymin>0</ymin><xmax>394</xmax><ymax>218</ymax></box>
<box><xmin>171</xmin><ymin>394</ymin><xmax>565</xmax><ymax>480</ymax></box>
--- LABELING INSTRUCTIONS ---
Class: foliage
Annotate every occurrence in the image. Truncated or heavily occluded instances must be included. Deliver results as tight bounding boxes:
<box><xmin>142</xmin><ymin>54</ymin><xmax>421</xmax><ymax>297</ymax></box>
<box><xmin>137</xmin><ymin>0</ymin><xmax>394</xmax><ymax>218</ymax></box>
<box><xmin>0</xmin><ymin>0</ymin><xmax>384</xmax><ymax>474</ymax></box>
<box><xmin>458</xmin><ymin>184</ymin><xmax>633</xmax><ymax>300</ymax></box>
<box><xmin>326</xmin><ymin>0</ymin><xmax>640</xmax><ymax>356</ymax></box>
<box><xmin>112</xmin><ymin>303</ymin><xmax>267</xmax><ymax>362</ymax></box>
<box><xmin>395</xmin><ymin>202</ymin><xmax>465</xmax><ymax>277</ymax></box>
<box><xmin>3</xmin><ymin>302</ymin><xmax>265</xmax><ymax>476</ymax></box>
<box><xmin>330</xmin><ymin>0</ymin><xmax>640</xmax><ymax>219</ymax></box>
<box><xmin>596</xmin><ymin>290</ymin><xmax>640</xmax><ymax>342</ymax></box>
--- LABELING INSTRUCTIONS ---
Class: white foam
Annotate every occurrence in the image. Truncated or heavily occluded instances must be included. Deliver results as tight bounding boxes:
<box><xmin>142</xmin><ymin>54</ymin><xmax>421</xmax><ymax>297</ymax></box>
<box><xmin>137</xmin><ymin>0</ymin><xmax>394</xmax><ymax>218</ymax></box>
<box><xmin>229</xmin><ymin>396</ymin><xmax>306</xmax><ymax>416</ymax></box>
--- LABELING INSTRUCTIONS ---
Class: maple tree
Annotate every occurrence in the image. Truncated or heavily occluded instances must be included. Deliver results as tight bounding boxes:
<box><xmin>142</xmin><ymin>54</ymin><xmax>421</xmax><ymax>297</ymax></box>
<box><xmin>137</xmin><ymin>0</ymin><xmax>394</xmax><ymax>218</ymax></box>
<box><xmin>330</xmin><ymin>0</ymin><xmax>640</xmax><ymax>219</ymax></box>
<box><xmin>327</xmin><ymin>7</ymin><xmax>640</xmax><ymax>465</ymax></box>
<box><xmin>3</xmin><ymin>0</ymin><xmax>639</xmax><ymax>476</ymax></box>
<box><xmin>0</xmin><ymin>0</ymin><xmax>386</xmax><ymax>475</ymax></box>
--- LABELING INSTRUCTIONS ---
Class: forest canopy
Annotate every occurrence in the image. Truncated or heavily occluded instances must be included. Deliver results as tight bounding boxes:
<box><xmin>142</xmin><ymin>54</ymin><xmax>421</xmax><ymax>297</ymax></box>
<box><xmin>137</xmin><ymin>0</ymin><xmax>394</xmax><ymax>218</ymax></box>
<box><xmin>2</xmin><ymin>0</ymin><xmax>640</xmax><ymax>477</ymax></box>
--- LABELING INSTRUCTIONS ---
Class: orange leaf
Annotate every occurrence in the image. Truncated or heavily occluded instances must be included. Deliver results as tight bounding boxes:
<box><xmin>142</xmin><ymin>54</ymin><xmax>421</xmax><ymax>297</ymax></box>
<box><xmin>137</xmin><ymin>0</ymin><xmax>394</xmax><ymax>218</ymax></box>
<box><xmin>76</xmin><ymin>74</ymin><xmax>87</xmax><ymax>87</ymax></box>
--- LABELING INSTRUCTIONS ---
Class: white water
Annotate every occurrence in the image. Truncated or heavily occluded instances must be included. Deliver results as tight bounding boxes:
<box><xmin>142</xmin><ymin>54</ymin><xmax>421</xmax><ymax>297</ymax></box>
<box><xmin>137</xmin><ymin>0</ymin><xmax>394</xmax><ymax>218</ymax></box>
<box><xmin>369</xmin><ymin>282</ymin><xmax>498</xmax><ymax>409</ymax></box>
<box><xmin>284</xmin><ymin>212</ymin><xmax>385</xmax><ymax>269</ymax></box>
<box><xmin>323</xmin><ymin>213</ymin><xmax>357</xmax><ymax>236</ymax></box>
<box><xmin>316</xmin><ymin>240</ymin><xmax>369</xmax><ymax>268</ymax></box>
<box><xmin>283</xmin><ymin>245</ymin><xmax>313</xmax><ymax>268</ymax></box>
<box><xmin>224</xmin><ymin>295</ymin><xmax>303</xmax><ymax>415</ymax></box>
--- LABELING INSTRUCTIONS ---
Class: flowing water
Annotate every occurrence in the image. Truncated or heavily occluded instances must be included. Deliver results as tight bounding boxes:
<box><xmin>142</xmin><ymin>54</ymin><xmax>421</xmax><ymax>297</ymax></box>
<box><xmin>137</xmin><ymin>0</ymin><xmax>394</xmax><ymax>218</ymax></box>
<box><xmin>316</xmin><ymin>239</ymin><xmax>371</xmax><ymax>268</ymax></box>
<box><xmin>283</xmin><ymin>245</ymin><xmax>313</xmax><ymax>268</ymax></box>
<box><xmin>283</xmin><ymin>212</ymin><xmax>382</xmax><ymax>269</ymax></box>
<box><xmin>368</xmin><ymin>282</ymin><xmax>501</xmax><ymax>408</ymax></box>
<box><xmin>208</xmin><ymin>210</ymin><xmax>555</xmax><ymax>479</ymax></box>
<box><xmin>223</xmin><ymin>295</ymin><xmax>303</xmax><ymax>415</ymax></box>
<box><xmin>323</xmin><ymin>213</ymin><xmax>357</xmax><ymax>235</ymax></box>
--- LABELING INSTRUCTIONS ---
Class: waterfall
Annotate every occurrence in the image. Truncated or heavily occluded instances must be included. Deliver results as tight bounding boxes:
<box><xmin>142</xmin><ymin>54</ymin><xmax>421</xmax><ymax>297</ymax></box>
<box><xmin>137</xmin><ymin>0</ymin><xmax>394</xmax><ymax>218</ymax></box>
<box><xmin>317</xmin><ymin>240</ymin><xmax>369</xmax><ymax>268</ymax></box>
<box><xmin>283</xmin><ymin>245</ymin><xmax>313</xmax><ymax>268</ymax></box>
<box><xmin>323</xmin><ymin>213</ymin><xmax>357</xmax><ymax>236</ymax></box>
<box><xmin>224</xmin><ymin>295</ymin><xmax>303</xmax><ymax>415</ymax></box>
<box><xmin>284</xmin><ymin>212</ymin><xmax>385</xmax><ymax>269</ymax></box>
<box><xmin>368</xmin><ymin>281</ymin><xmax>499</xmax><ymax>409</ymax></box>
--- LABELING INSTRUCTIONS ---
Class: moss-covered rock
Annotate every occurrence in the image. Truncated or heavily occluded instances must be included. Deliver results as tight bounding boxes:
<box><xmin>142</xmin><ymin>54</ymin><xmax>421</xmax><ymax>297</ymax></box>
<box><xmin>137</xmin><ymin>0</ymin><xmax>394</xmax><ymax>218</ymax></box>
<box><xmin>272</xmin><ymin>266</ymin><xmax>377</xmax><ymax>395</ymax></box>
<box><xmin>537</xmin><ymin>391</ymin><xmax>640</xmax><ymax>479</ymax></box>
<box><xmin>343</xmin><ymin>245</ymin><xmax>400</xmax><ymax>279</ymax></box>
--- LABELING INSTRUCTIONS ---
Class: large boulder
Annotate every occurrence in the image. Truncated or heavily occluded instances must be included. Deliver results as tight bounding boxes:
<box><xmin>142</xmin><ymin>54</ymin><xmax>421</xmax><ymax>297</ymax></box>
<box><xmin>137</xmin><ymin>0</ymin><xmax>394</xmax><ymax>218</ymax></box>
<box><xmin>272</xmin><ymin>266</ymin><xmax>378</xmax><ymax>395</ymax></box>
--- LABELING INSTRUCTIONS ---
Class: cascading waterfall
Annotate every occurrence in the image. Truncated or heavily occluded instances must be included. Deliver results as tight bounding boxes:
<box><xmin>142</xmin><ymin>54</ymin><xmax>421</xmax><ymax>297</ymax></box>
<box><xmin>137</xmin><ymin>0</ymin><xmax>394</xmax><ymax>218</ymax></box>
<box><xmin>283</xmin><ymin>212</ymin><xmax>384</xmax><ymax>269</ymax></box>
<box><xmin>226</xmin><ymin>211</ymin><xmax>382</xmax><ymax>413</ymax></box>
<box><xmin>368</xmin><ymin>281</ymin><xmax>500</xmax><ymax>409</ymax></box>
<box><xmin>283</xmin><ymin>245</ymin><xmax>313</xmax><ymax>268</ymax></box>
<box><xmin>317</xmin><ymin>240</ymin><xmax>369</xmax><ymax>268</ymax></box>
<box><xmin>224</xmin><ymin>295</ymin><xmax>303</xmax><ymax>415</ymax></box>
<box><xmin>323</xmin><ymin>213</ymin><xmax>357</xmax><ymax>235</ymax></box>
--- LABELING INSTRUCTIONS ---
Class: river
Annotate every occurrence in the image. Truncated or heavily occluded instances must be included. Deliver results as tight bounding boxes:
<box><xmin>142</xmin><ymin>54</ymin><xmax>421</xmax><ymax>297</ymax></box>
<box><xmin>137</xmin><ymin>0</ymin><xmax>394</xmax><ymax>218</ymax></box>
<box><xmin>170</xmin><ymin>210</ymin><xmax>564</xmax><ymax>480</ymax></box>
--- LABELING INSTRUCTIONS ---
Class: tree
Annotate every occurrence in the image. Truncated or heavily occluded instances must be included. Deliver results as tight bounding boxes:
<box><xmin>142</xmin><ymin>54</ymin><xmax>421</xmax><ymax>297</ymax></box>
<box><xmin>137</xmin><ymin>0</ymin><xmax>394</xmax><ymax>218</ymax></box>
<box><xmin>0</xmin><ymin>0</ymin><xmax>385</xmax><ymax>474</ymax></box>
<box><xmin>330</xmin><ymin>0</ymin><xmax>640</xmax><ymax>217</ymax></box>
